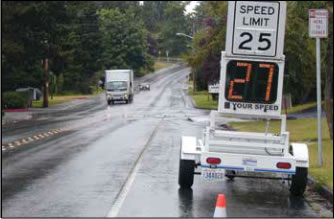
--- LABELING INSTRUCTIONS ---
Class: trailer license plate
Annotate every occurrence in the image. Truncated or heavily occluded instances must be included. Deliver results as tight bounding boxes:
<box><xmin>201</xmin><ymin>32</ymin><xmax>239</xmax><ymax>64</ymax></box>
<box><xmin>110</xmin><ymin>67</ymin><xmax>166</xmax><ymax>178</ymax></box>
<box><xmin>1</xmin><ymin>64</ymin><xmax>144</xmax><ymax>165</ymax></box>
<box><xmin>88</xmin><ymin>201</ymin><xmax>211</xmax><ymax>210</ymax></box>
<box><xmin>202</xmin><ymin>168</ymin><xmax>225</xmax><ymax>180</ymax></box>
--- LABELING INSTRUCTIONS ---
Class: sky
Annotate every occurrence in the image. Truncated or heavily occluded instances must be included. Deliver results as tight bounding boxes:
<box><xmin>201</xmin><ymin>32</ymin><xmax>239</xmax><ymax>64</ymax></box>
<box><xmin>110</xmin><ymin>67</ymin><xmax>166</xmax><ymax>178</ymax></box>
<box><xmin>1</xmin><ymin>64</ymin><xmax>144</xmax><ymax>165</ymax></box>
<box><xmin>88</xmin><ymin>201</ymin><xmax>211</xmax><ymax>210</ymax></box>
<box><xmin>185</xmin><ymin>1</ymin><xmax>200</xmax><ymax>14</ymax></box>
<box><xmin>139</xmin><ymin>1</ymin><xmax>200</xmax><ymax>15</ymax></box>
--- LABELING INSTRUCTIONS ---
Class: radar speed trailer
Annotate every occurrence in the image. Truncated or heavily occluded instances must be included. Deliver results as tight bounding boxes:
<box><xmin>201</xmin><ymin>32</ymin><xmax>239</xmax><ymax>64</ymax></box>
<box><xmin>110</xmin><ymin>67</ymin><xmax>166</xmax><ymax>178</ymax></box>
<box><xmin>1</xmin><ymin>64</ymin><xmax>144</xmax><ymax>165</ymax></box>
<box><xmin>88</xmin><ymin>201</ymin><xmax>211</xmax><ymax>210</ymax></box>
<box><xmin>179</xmin><ymin>1</ymin><xmax>309</xmax><ymax>196</ymax></box>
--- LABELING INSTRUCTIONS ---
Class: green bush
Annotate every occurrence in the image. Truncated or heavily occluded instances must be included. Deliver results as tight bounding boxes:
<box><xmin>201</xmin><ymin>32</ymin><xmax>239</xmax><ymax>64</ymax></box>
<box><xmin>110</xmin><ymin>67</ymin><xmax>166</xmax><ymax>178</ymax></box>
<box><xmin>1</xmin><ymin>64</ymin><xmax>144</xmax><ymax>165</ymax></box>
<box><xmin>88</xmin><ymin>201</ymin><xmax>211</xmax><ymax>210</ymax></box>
<box><xmin>3</xmin><ymin>91</ymin><xmax>30</xmax><ymax>109</ymax></box>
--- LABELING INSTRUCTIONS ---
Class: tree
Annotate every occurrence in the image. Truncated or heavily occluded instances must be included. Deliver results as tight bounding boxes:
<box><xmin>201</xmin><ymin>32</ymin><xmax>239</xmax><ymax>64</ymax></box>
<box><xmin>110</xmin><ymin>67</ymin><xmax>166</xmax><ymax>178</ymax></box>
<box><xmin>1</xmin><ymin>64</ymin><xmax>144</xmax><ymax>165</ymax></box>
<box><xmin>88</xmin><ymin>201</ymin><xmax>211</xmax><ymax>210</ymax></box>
<box><xmin>62</xmin><ymin>2</ymin><xmax>104</xmax><ymax>94</ymax></box>
<box><xmin>2</xmin><ymin>1</ymin><xmax>71</xmax><ymax>107</ymax></box>
<box><xmin>184</xmin><ymin>2</ymin><xmax>228</xmax><ymax>90</ymax></box>
<box><xmin>2</xmin><ymin>2</ymin><xmax>44</xmax><ymax>92</ymax></box>
<box><xmin>141</xmin><ymin>1</ymin><xmax>169</xmax><ymax>32</ymax></box>
<box><xmin>98</xmin><ymin>8</ymin><xmax>153</xmax><ymax>75</ymax></box>
<box><xmin>160</xmin><ymin>2</ymin><xmax>191</xmax><ymax>57</ymax></box>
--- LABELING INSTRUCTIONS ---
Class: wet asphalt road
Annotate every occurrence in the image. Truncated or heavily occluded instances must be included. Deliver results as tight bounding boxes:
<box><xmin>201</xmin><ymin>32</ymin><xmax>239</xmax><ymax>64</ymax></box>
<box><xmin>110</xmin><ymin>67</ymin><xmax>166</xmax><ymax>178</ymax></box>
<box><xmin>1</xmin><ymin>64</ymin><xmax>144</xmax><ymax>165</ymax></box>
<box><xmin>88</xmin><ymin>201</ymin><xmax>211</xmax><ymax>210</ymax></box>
<box><xmin>1</xmin><ymin>65</ymin><xmax>325</xmax><ymax>217</ymax></box>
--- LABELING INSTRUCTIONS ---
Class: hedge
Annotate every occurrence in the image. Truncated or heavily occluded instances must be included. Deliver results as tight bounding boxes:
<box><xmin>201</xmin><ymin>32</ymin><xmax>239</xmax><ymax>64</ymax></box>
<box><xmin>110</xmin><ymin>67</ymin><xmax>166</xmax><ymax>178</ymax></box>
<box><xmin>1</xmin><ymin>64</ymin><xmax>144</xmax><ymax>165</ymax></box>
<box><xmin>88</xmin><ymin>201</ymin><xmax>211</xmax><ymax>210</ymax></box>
<box><xmin>2</xmin><ymin>91</ymin><xmax>30</xmax><ymax>109</ymax></box>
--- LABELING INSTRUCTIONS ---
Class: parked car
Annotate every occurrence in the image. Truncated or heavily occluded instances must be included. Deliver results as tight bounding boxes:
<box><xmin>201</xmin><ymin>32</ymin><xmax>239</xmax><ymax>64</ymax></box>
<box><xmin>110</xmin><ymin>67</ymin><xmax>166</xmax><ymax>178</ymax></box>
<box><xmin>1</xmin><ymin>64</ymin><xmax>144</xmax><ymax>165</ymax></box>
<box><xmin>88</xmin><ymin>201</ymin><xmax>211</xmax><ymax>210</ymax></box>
<box><xmin>139</xmin><ymin>83</ymin><xmax>150</xmax><ymax>91</ymax></box>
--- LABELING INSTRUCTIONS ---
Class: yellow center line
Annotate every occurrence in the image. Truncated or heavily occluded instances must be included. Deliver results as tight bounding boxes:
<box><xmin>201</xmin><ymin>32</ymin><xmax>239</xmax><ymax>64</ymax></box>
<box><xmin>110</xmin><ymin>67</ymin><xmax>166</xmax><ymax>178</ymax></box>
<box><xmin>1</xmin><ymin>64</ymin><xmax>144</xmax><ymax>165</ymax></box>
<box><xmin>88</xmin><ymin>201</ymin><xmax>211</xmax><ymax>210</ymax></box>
<box><xmin>4</xmin><ymin>126</ymin><xmax>70</xmax><ymax>150</ymax></box>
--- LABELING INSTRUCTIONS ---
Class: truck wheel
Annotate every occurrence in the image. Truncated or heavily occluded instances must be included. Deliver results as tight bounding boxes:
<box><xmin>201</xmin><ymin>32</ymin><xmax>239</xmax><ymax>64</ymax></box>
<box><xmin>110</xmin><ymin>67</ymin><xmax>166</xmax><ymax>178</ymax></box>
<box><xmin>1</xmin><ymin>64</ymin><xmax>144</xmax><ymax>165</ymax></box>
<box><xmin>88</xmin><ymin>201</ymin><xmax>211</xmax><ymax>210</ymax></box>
<box><xmin>178</xmin><ymin>159</ymin><xmax>195</xmax><ymax>189</ymax></box>
<box><xmin>290</xmin><ymin>167</ymin><xmax>308</xmax><ymax>196</ymax></box>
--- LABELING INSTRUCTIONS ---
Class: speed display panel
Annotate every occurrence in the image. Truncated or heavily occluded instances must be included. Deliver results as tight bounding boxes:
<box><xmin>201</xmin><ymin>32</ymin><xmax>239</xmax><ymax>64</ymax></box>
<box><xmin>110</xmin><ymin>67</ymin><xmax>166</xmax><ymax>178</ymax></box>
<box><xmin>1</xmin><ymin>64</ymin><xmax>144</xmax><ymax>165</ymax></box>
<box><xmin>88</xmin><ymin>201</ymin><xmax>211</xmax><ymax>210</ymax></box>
<box><xmin>225</xmin><ymin>60</ymin><xmax>279</xmax><ymax>104</ymax></box>
<box><xmin>218</xmin><ymin>53</ymin><xmax>284</xmax><ymax>118</ymax></box>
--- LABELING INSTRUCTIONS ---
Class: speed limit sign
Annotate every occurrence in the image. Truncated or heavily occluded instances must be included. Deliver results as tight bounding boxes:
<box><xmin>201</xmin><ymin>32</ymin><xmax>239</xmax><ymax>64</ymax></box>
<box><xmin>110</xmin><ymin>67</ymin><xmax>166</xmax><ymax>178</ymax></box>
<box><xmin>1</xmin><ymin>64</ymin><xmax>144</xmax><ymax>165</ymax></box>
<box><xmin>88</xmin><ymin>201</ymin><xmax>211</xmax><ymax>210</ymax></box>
<box><xmin>225</xmin><ymin>1</ymin><xmax>286</xmax><ymax>59</ymax></box>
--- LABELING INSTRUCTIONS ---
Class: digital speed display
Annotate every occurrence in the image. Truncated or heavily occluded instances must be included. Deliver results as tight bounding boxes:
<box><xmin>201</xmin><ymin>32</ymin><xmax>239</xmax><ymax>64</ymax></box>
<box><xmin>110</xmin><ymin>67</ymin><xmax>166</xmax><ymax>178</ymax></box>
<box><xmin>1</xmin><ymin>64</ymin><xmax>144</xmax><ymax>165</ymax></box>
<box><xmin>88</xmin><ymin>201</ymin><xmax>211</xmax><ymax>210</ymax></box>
<box><xmin>225</xmin><ymin>60</ymin><xmax>279</xmax><ymax>104</ymax></box>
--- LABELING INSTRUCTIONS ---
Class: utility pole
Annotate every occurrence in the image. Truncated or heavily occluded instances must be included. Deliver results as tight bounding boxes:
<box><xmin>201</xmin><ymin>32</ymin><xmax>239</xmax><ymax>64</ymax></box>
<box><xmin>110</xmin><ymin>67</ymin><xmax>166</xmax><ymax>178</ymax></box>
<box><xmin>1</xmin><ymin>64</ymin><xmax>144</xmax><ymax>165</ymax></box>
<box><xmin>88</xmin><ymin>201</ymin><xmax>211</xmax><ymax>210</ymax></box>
<box><xmin>43</xmin><ymin>58</ymin><xmax>49</xmax><ymax>108</ymax></box>
<box><xmin>176</xmin><ymin>32</ymin><xmax>195</xmax><ymax>92</ymax></box>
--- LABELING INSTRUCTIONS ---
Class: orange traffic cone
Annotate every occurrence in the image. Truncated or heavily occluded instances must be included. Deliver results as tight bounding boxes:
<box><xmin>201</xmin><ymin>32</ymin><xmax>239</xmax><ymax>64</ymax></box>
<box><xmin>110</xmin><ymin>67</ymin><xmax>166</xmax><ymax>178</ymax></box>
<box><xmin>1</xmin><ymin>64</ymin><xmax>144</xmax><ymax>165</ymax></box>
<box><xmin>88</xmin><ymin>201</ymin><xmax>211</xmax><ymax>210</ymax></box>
<box><xmin>213</xmin><ymin>194</ymin><xmax>227</xmax><ymax>217</ymax></box>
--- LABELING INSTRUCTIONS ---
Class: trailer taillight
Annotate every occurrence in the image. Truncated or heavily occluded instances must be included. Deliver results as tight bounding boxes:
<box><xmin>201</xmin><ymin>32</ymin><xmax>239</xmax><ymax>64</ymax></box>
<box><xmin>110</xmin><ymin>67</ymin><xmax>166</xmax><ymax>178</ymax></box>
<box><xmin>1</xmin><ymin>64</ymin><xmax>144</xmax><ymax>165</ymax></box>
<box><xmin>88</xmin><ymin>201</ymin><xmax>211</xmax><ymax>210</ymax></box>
<box><xmin>207</xmin><ymin>158</ymin><xmax>221</xmax><ymax>164</ymax></box>
<box><xmin>276</xmin><ymin>162</ymin><xmax>291</xmax><ymax>169</ymax></box>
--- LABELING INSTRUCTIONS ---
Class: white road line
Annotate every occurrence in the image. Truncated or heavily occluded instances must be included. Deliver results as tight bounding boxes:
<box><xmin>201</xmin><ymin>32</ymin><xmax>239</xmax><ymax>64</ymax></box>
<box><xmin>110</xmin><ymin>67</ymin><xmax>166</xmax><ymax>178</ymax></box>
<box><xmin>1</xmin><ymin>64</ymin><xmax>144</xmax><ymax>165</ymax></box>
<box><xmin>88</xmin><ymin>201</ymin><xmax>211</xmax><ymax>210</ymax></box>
<box><xmin>28</xmin><ymin>137</ymin><xmax>34</xmax><ymax>141</ymax></box>
<box><xmin>106</xmin><ymin>122</ymin><xmax>161</xmax><ymax>217</ymax></box>
<box><xmin>38</xmin><ymin>134</ymin><xmax>45</xmax><ymax>138</ymax></box>
<box><xmin>48</xmin><ymin>132</ymin><xmax>53</xmax><ymax>135</ymax></box>
<box><xmin>44</xmin><ymin>133</ymin><xmax>49</xmax><ymax>137</ymax></box>
<box><xmin>8</xmin><ymin>143</ymin><xmax>14</xmax><ymax>148</ymax></box>
<box><xmin>34</xmin><ymin>136</ymin><xmax>39</xmax><ymax>140</ymax></box>
<box><xmin>14</xmin><ymin>141</ymin><xmax>21</xmax><ymax>146</ymax></box>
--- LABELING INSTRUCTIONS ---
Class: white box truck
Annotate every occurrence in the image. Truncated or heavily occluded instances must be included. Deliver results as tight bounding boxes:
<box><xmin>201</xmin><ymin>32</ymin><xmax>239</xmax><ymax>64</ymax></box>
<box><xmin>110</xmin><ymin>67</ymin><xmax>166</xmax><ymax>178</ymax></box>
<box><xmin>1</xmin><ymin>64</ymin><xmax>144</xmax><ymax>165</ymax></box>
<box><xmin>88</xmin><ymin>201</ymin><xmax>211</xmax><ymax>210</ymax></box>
<box><xmin>105</xmin><ymin>69</ymin><xmax>134</xmax><ymax>105</ymax></box>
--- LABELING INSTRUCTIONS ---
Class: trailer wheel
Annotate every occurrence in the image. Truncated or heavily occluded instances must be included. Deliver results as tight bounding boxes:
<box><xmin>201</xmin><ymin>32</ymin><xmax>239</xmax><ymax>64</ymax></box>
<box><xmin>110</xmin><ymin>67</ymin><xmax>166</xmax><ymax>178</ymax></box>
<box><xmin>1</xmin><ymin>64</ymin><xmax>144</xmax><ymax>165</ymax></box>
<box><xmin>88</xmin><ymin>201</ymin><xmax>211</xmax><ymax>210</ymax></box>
<box><xmin>178</xmin><ymin>159</ymin><xmax>195</xmax><ymax>189</ymax></box>
<box><xmin>225</xmin><ymin>170</ymin><xmax>236</xmax><ymax>180</ymax></box>
<box><xmin>290</xmin><ymin>167</ymin><xmax>308</xmax><ymax>196</ymax></box>
<box><xmin>108</xmin><ymin>100</ymin><xmax>112</xmax><ymax>105</ymax></box>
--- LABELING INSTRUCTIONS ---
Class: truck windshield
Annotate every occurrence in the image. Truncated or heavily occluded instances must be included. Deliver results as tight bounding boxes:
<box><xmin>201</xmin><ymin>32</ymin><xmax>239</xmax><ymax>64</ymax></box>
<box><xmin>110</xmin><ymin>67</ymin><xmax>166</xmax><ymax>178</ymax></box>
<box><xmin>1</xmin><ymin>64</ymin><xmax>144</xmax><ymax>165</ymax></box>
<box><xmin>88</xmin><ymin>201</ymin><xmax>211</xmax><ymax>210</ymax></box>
<box><xmin>106</xmin><ymin>81</ymin><xmax>127</xmax><ymax>91</ymax></box>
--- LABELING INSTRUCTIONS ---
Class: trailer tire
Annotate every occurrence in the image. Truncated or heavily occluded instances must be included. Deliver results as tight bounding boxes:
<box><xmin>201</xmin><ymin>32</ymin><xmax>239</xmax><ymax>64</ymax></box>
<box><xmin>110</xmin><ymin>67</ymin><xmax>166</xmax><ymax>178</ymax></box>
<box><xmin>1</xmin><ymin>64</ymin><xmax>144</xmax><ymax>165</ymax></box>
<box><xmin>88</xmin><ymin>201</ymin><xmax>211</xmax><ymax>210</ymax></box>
<box><xmin>290</xmin><ymin>167</ymin><xmax>308</xmax><ymax>197</ymax></box>
<box><xmin>226</xmin><ymin>170</ymin><xmax>236</xmax><ymax>180</ymax></box>
<box><xmin>178</xmin><ymin>159</ymin><xmax>195</xmax><ymax>189</ymax></box>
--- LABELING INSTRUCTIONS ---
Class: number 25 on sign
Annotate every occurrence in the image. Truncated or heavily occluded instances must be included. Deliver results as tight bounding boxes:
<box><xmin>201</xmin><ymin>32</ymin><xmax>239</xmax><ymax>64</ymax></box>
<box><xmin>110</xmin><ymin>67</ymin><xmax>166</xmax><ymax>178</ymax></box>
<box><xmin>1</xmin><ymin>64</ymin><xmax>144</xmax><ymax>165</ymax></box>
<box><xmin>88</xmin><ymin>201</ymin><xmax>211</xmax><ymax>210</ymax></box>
<box><xmin>225</xmin><ymin>1</ymin><xmax>287</xmax><ymax>59</ymax></box>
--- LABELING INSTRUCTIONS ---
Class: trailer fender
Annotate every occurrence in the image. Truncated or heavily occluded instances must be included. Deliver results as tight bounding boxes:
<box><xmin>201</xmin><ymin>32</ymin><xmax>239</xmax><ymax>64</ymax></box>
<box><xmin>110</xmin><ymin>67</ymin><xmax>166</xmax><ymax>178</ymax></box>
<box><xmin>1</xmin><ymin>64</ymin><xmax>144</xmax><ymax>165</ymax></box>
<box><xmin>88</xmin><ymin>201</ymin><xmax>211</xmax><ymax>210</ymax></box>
<box><xmin>291</xmin><ymin>143</ymin><xmax>309</xmax><ymax>168</ymax></box>
<box><xmin>180</xmin><ymin>136</ymin><xmax>197</xmax><ymax>161</ymax></box>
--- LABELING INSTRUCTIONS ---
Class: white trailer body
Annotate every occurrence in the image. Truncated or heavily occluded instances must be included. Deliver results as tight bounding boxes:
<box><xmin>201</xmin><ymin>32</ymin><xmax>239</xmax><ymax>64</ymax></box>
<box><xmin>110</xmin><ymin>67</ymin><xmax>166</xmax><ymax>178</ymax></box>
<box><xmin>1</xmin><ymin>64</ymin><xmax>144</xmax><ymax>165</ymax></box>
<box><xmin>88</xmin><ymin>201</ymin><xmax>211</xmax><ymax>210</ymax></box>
<box><xmin>179</xmin><ymin>110</ymin><xmax>309</xmax><ymax>196</ymax></box>
<box><xmin>105</xmin><ymin>69</ymin><xmax>134</xmax><ymax>104</ymax></box>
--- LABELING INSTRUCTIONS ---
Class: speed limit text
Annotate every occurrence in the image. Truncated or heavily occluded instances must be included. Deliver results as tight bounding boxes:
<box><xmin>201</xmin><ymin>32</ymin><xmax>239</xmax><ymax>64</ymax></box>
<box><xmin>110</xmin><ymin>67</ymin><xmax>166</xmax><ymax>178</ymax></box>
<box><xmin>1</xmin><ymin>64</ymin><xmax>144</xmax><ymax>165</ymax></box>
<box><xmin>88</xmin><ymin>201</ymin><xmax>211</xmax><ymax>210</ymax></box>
<box><xmin>240</xmin><ymin>5</ymin><xmax>276</xmax><ymax>27</ymax></box>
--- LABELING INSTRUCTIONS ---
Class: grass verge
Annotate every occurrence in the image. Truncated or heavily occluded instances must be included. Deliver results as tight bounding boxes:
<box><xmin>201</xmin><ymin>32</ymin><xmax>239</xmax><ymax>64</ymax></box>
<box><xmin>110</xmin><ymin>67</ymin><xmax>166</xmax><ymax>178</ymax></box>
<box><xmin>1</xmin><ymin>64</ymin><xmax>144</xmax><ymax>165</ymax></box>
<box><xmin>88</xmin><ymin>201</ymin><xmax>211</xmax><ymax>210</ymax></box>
<box><xmin>286</xmin><ymin>101</ymin><xmax>326</xmax><ymax>114</ymax></box>
<box><xmin>154</xmin><ymin>61</ymin><xmax>172</xmax><ymax>71</ymax></box>
<box><xmin>230</xmin><ymin>118</ymin><xmax>333</xmax><ymax>189</ymax></box>
<box><xmin>31</xmin><ymin>91</ymin><xmax>103</xmax><ymax>108</ymax></box>
<box><xmin>32</xmin><ymin>96</ymin><xmax>86</xmax><ymax>108</ymax></box>
<box><xmin>188</xmin><ymin>89</ymin><xmax>218</xmax><ymax>110</ymax></box>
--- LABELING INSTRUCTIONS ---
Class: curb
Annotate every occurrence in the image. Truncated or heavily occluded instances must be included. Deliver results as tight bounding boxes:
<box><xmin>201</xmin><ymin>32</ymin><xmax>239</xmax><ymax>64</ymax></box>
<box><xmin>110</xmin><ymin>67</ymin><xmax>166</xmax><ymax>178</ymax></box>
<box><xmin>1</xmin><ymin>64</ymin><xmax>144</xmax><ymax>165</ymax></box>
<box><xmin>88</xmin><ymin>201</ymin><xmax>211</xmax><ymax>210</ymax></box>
<box><xmin>308</xmin><ymin>175</ymin><xmax>333</xmax><ymax>204</ymax></box>
<box><xmin>3</xmin><ymin>109</ymin><xmax>29</xmax><ymax>112</ymax></box>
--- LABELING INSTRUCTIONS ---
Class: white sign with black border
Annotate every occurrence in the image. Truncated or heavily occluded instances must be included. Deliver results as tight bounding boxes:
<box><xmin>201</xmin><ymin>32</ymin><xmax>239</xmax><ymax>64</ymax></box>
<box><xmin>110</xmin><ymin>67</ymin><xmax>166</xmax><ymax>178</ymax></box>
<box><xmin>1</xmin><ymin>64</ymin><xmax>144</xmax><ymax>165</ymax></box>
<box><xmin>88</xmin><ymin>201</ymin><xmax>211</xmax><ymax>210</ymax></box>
<box><xmin>208</xmin><ymin>83</ymin><xmax>220</xmax><ymax>94</ymax></box>
<box><xmin>225</xmin><ymin>1</ymin><xmax>286</xmax><ymax>59</ymax></box>
<box><xmin>309</xmin><ymin>9</ymin><xmax>328</xmax><ymax>38</ymax></box>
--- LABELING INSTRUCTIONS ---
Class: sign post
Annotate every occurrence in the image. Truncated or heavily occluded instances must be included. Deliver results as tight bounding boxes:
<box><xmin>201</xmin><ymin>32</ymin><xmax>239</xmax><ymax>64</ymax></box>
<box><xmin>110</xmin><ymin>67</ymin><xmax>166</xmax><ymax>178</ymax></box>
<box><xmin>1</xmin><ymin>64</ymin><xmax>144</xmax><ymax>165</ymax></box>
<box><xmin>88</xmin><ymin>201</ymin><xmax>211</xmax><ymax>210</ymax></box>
<box><xmin>166</xmin><ymin>50</ymin><xmax>169</xmax><ymax>62</ymax></box>
<box><xmin>309</xmin><ymin>9</ymin><xmax>328</xmax><ymax>167</ymax></box>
